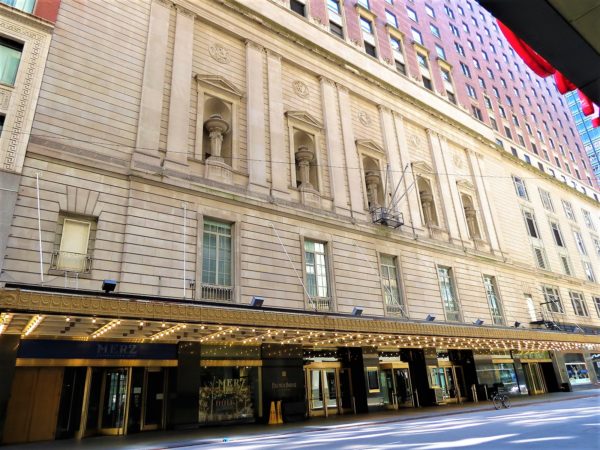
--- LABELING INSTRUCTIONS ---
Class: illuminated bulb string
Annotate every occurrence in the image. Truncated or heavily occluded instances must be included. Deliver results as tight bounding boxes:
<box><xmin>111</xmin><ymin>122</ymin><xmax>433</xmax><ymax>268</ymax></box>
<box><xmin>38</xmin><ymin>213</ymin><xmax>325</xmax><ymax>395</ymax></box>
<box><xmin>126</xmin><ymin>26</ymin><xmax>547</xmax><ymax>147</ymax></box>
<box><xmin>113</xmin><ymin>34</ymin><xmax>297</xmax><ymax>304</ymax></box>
<box><xmin>22</xmin><ymin>315</ymin><xmax>44</xmax><ymax>337</ymax></box>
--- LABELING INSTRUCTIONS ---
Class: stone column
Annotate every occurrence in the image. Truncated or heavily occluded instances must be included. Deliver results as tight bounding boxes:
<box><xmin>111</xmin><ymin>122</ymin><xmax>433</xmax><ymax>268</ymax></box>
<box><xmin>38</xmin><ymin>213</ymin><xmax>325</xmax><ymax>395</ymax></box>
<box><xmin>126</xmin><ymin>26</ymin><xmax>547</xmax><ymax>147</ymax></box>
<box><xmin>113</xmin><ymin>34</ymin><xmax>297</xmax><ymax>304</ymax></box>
<box><xmin>392</xmin><ymin>112</ymin><xmax>422</xmax><ymax>229</ymax></box>
<box><xmin>321</xmin><ymin>77</ymin><xmax>349</xmax><ymax>214</ymax></box>
<box><xmin>427</xmin><ymin>129</ymin><xmax>465</xmax><ymax>243</ymax></box>
<box><xmin>467</xmin><ymin>150</ymin><xmax>502</xmax><ymax>252</ymax></box>
<box><xmin>164</xmin><ymin>5</ymin><xmax>195</xmax><ymax>171</ymax></box>
<box><xmin>337</xmin><ymin>85</ymin><xmax>363</xmax><ymax>216</ymax></box>
<box><xmin>246</xmin><ymin>41</ymin><xmax>268</xmax><ymax>191</ymax></box>
<box><xmin>132</xmin><ymin>0</ymin><xmax>171</xmax><ymax>171</ymax></box>
<box><xmin>267</xmin><ymin>50</ymin><xmax>288</xmax><ymax>197</ymax></box>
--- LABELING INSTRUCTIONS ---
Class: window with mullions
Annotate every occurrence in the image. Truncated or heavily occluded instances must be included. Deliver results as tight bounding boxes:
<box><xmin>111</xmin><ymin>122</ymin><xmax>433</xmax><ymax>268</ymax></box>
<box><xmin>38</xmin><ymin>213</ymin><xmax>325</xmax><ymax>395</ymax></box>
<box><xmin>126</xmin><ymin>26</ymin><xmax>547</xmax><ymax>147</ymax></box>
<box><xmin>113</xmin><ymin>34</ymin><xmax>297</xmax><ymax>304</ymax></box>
<box><xmin>523</xmin><ymin>210</ymin><xmax>539</xmax><ymax>238</ymax></box>
<box><xmin>573</xmin><ymin>230</ymin><xmax>587</xmax><ymax>255</ymax></box>
<box><xmin>380</xmin><ymin>254</ymin><xmax>406</xmax><ymax>317</ymax></box>
<box><xmin>549</xmin><ymin>221</ymin><xmax>565</xmax><ymax>247</ymax></box>
<box><xmin>594</xmin><ymin>296</ymin><xmax>600</xmax><ymax>319</ymax></box>
<box><xmin>512</xmin><ymin>176</ymin><xmax>528</xmax><ymax>200</ymax></box>
<box><xmin>569</xmin><ymin>291</ymin><xmax>588</xmax><ymax>317</ymax></box>
<box><xmin>483</xmin><ymin>275</ymin><xmax>504</xmax><ymax>325</ymax></box>
<box><xmin>0</xmin><ymin>36</ymin><xmax>23</xmax><ymax>86</ymax></box>
<box><xmin>542</xmin><ymin>285</ymin><xmax>563</xmax><ymax>313</ymax></box>
<box><xmin>327</xmin><ymin>0</ymin><xmax>341</xmax><ymax>15</ymax></box>
<box><xmin>201</xmin><ymin>220</ymin><xmax>232</xmax><ymax>301</ymax></box>
<box><xmin>304</xmin><ymin>240</ymin><xmax>330</xmax><ymax>309</ymax></box>
<box><xmin>0</xmin><ymin>0</ymin><xmax>35</xmax><ymax>13</ymax></box>
<box><xmin>437</xmin><ymin>266</ymin><xmax>461</xmax><ymax>322</ymax></box>
<box><xmin>538</xmin><ymin>188</ymin><xmax>553</xmax><ymax>212</ymax></box>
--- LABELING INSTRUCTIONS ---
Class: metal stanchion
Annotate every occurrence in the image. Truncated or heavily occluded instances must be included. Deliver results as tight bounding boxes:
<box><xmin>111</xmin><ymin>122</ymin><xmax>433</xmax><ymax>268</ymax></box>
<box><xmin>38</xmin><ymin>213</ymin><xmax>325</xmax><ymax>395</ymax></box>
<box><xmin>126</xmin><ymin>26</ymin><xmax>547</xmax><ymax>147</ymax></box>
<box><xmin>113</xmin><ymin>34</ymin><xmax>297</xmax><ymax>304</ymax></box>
<box><xmin>471</xmin><ymin>384</ymin><xmax>478</xmax><ymax>403</ymax></box>
<box><xmin>413</xmin><ymin>389</ymin><xmax>420</xmax><ymax>408</ymax></box>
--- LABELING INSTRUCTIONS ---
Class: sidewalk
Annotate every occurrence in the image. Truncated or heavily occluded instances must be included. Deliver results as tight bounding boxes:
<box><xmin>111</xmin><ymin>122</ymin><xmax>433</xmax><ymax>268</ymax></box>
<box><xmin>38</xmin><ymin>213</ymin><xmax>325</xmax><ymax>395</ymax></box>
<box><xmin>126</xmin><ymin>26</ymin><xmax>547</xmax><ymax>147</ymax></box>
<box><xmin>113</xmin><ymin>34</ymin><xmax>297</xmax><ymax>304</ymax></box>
<box><xmin>6</xmin><ymin>387</ymin><xmax>600</xmax><ymax>450</ymax></box>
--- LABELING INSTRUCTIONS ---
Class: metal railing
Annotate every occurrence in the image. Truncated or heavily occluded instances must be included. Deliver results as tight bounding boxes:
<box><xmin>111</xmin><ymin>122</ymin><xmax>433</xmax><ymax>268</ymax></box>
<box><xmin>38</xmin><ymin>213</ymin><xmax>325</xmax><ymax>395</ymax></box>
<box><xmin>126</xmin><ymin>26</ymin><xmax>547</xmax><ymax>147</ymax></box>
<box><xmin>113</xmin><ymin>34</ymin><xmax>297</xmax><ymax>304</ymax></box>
<box><xmin>308</xmin><ymin>297</ymin><xmax>331</xmax><ymax>312</ymax></box>
<box><xmin>386</xmin><ymin>302</ymin><xmax>408</xmax><ymax>318</ymax></box>
<box><xmin>50</xmin><ymin>250</ymin><xmax>92</xmax><ymax>273</ymax></box>
<box><xmin>200</xmin><ymin>283</ymin><xmax>233</xmax><ymax>302</ymax></box>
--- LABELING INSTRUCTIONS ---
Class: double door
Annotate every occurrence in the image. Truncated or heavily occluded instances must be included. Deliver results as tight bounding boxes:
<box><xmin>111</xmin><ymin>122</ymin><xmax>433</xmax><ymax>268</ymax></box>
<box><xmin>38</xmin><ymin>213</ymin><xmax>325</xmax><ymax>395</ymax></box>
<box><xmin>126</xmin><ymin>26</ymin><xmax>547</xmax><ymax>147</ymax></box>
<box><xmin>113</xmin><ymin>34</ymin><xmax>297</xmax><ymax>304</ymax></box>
<box><xmin>430</xmin><ymin>365</ymin><xmax>467</xmax><ymax>403</ymax></box>
<box><xmin>82</xmin><ymin>367</ymin><xmax>166</xmax><ymax>437</ymax></box>
<box><xmin>305</xmin><ymin>363</ymin><xmax>353</xmax><ymax>417</ymax></box>
<box><xmin>380</xmin><ymin>364</ymin><xmax>413</xmax><ymax>409</ymax></box>
<box><xmin>522</xmin><ymin>362</ymin><xmax>547</xmax><ymax>395</ymax></box>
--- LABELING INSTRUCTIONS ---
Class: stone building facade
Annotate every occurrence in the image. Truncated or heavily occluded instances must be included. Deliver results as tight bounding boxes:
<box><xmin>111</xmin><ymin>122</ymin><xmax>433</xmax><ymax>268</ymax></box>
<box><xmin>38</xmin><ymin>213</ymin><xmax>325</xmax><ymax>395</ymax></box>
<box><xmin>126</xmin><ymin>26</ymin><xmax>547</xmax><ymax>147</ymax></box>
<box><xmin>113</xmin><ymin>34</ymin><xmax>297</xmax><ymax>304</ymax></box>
<box><xmin>0</xmin><ymin>0</ymin><xmax>598</xmax><ymax>444</ymax></box>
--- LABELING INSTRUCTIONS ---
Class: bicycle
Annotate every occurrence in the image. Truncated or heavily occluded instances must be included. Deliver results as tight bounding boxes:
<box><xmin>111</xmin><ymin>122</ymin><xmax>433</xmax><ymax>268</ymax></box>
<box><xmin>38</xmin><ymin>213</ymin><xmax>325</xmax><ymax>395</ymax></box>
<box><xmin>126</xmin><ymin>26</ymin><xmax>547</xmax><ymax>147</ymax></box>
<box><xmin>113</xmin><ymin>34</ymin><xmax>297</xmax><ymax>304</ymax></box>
<box><xmin>491</xmin><ymin>390</ymin><xmax>511</xmax><ymax>409</ymax></box>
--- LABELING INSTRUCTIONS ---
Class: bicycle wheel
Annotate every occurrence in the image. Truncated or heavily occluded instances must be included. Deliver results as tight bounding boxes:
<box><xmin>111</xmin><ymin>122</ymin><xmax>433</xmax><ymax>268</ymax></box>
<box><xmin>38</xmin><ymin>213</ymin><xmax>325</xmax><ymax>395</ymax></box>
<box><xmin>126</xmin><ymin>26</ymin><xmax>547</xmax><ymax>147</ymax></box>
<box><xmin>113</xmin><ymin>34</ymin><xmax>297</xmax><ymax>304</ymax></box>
<box><xmin>501</xmin><ymin>395</ymin><xmax>511</xmax><ymax>408</ymax></box>
<box><xmin>492</xmin><ymin>395</ymin><xmax>502</xmax><ymax>410</ymax></box>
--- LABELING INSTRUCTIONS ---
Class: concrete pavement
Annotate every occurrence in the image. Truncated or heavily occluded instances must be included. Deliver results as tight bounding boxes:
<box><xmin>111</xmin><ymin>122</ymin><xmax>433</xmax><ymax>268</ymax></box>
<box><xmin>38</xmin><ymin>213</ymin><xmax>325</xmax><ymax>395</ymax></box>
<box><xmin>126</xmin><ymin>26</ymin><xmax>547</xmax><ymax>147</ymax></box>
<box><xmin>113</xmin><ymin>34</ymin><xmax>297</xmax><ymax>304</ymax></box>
<box><xmin>5</xmin><ymin>387</ymin><xmax>600</xmax><ymax>449</ymax></box>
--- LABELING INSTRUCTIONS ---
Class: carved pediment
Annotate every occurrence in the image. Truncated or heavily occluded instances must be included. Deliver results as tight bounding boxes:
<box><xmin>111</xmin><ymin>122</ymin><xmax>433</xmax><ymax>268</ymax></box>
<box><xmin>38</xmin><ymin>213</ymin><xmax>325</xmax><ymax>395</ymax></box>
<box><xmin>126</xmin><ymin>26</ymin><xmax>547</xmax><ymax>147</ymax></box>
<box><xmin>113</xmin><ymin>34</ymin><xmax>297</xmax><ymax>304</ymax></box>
<box><xmin>285</xmin><ymin>111</ymin><xmax>322</xmax><ymax>130</ymax></box>
<box><xmin>356</xmin><ymin>139</ymin><xmax>385</xmax><ymax>155</ymax></box>
<box><xmin>411</xmin><ymin>160</ymin><xmax>433</xmax><ymax>174</ymax></box>
<box><xmin>456</xmin><ymin>179</ymin><xmax>475</xmax><ymax>191</ymax></box>
<box><xmin>195</xmin><ymin>74</ymin><xmax>244</xmax><ymax>98</ymax></box>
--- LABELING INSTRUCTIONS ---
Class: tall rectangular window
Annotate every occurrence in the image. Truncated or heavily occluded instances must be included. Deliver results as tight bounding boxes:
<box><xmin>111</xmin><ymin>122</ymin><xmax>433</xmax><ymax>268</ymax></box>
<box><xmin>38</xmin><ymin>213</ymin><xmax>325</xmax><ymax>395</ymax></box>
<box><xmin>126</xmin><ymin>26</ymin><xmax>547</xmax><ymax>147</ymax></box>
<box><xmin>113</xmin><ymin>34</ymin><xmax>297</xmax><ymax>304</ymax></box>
<box><xmin>202</xmin><ymin>220</ymin><xmax>232</xmax><ymax>300</ymax></box>
<box><xmin>512</xmin><ymin>176</ymin><xmax>528</xmax><ymax>200</ymax></box>
<box><xmin>583</xmin><ymin>261</ymin><xmax>596</xmax><ymax>282</ymax></box>
<box><xmin>573</xmin><ymin>230</ymin><xmax>587</xmax><ymax>255</ymax></box>
<box><xmin>483</xmin><ymin>275</ymin><xmax>504</xmax><ymax>325</ymax></box>
<box><xmin>386</xmin><ymin>10</ymin><xmax>398</xmax><ymax>27</ymax></box>
<box><xmin>562</xmin><ymin>200</ymin><xmax>575</xmax><ymax>221</ymax></box>
<box><xmin>437</xmin><ymin>266</ymin><xmax>461</xmax><ymax>321</ymax></box>
<box><xmin>380</xmin><ymin>254</ymin><xmax>405</xmax><ymax>316</ymax></box>
<box><xmin>582</xmin><ymin>210</ymin><xmax>596</xmax><ymax>231</ymax></box>
<box><xmin>532</xmin><ymin>246</ymin><xmax>548</xmax><ymax>269</ymax></box>
<box><xmin>550</xmin><ymin>221</ymin><xmax>564</xmax><ymax>247</ymax></box>
<box><xmin>594</xmin><ymin>296</ymin><xmax>600</xmax><ymax>319</ymax></box>
<box><xmin>54</xmin><ymin>218</ymin><xmax>92</xmax><ymax>273</ymax></box>
<box><xmin>538</xmin><ymin>188</ymin><xmax>554</xmax><ymax>212</ymax></box>
<box><xmin>411</xmin><ymin>28</ymin><xmax>423</xmax><ymax>45</ymax></box>
<box><xmin>0</xmin><ymin>37</ymin><xmax>23</xmax><ymax>86</ymax></box>
<box><xmin>542</xmin><ymin>286</ymin><xmax>563</xmax><ymax>313</ymax></box>
<box><xmin>569</xmin><ymin>291</ymin><xmax>588</xmax><ymax>317</ymax></box>
<box><xmin>559</xmin><ymin>255</ymin><xmax>572</xmax><ymax>276</ymax></box>
<box><xmin>523</xmin><ymin>210</ymin><xmax>539</xmax><ymax>238</ymax></box>
<box><xmin>304</xmin><ymin>240</ymin><xmax>330</xmax><ymax>307</ymax></box>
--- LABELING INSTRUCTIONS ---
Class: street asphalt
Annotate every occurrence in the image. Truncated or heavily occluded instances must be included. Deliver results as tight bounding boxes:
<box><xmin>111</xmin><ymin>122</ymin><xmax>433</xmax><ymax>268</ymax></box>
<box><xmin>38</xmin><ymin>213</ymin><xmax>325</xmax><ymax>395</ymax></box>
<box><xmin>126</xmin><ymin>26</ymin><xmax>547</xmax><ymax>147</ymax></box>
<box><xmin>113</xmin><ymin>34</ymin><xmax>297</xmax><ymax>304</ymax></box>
<box><xmin>5</xmin><ymin>389</ymin><xmax>600</xmax><ymax>449</ymax></box>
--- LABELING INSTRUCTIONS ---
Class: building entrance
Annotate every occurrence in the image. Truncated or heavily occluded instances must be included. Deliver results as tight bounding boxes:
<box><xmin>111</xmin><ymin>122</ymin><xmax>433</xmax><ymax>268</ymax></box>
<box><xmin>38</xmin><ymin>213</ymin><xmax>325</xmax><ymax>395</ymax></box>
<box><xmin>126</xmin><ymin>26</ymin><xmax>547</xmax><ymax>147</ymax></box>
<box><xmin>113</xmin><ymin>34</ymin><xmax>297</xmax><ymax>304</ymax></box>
<box><xmin>522</xmin><ymin>362</ymin><xmax>547</xmax><ymax>394</ymax></box>
<box><xmin>429</xmin><ymin>365</ymin><xmax>467</xmax><ymax>403</ymax></box>
<box><xmin>380</xmin><ymin>363</ymin><xmax>413</xmax><ymax>408</ymax></box>
<box><xmin>305</xmin><ymin>362</ymin><xmax>353</xmax><ymax>417</ymax></box>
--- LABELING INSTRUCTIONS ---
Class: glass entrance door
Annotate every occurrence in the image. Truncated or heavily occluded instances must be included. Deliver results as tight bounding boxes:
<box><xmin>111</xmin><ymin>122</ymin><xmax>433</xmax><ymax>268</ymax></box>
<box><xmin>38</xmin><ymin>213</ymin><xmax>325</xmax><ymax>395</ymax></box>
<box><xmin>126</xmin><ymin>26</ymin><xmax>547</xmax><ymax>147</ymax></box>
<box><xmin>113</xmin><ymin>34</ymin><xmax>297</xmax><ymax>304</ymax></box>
<box><xmin>395</xmin><ymin>368</ymin><xmax>413</xmax><ymax>407</ymax></box>
<box><xmin>306</xmin><ymin>364</ymin><xmax>348</xmax><ymax>417</ymax></box>
<box><xmin>324</xmin><ymin>369</ymin><xmax>338</xmax><ymax>410</ymax></box>
<box><xmin>523</xmin><ymin>363</ymin><xmax>547</xmax><ymax>395</ymax></box>
<box><xmin>100</xmin><ymin>369</ymin><xmax>129</xmax><ymax>434</ymax></box>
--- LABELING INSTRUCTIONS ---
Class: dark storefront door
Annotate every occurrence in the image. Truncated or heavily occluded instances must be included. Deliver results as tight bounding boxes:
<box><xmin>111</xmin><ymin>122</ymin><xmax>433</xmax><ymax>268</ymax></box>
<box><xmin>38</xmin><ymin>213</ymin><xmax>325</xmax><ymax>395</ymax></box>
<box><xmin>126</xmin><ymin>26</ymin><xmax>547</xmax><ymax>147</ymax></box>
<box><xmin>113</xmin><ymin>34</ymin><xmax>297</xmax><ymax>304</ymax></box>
<box><xmin>142</xmin><ymin>368</ymin><xmax>166</xmax><ymax>430</ymax></box>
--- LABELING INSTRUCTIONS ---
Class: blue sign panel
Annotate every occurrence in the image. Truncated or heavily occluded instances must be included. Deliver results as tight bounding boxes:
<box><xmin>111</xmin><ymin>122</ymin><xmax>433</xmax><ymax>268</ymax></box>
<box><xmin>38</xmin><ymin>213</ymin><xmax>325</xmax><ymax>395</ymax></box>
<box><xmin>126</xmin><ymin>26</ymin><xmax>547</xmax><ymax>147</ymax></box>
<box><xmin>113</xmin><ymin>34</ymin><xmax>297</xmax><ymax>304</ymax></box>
<box><xmin>18</xmin><ymin>339</ymin><xmax>177</xmax><ymax>360</ymax></box>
